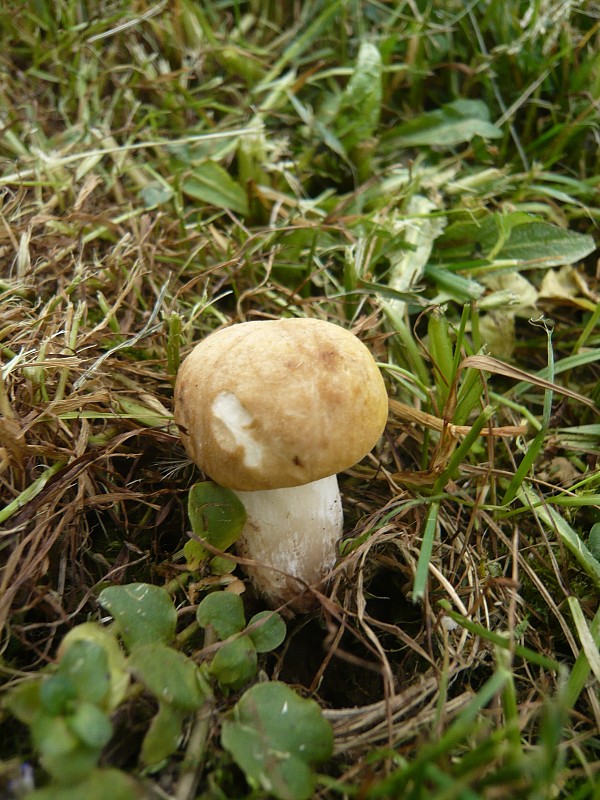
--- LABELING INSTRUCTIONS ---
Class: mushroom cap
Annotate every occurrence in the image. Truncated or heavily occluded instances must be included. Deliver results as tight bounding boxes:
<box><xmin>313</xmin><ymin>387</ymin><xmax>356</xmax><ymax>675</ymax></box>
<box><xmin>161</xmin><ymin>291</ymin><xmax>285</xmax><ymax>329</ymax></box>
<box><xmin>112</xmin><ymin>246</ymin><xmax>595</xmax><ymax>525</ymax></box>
<box><xmin>174</xmin><ymin>318</ymin><xmax>388</xmax><ymax>491</ymax></box>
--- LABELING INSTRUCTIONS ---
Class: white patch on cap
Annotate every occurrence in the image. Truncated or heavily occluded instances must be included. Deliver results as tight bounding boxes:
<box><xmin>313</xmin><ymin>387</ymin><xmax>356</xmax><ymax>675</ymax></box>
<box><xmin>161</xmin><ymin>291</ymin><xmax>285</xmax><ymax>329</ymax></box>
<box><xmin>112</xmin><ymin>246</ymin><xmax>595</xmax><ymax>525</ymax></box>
<box><xmin>212</xmin><ymin>391</ymin><xmax>263</xmax><ymax>468</ymax></box>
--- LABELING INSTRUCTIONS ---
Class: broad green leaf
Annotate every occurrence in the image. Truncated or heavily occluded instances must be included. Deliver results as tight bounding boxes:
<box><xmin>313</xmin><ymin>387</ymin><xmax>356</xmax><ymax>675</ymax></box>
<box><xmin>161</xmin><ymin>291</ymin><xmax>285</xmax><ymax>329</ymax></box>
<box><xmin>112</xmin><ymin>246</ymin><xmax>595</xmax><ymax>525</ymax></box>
<box><xmin>39</xmin><ymin>675</ymin><xmax>76</xmax><ymax>716</ymax></box>
<box><xmin>197</xmin><ymin>591</ymin><xmax>246</xmax><ymax>640</ymax></box>
<box><xmin>31</xmin><ymin>715</ymin><xmax>103</xmax><ymax>784</ymax></box>
<box><xmin>139</xmin><ymin>181</ymin><xmax>173</xmax><ymax>208</ymax></box>
<box><xmin>440</xmin><ymin>214</ymin><xmax>596</xmax><ymax>268</ymax></box>
<box><xmin>32</xmin><ymin>713</ymin><xmax>78</xmax><ymax>759</ymax></box>
<box><xmin>182</xmin><ymin>160</ymin><xmax>249</xmax><ymax>215</ymax></box>
<box><xmin>58</xmin><ymin>639</ymin><xmax>110</xmax><ymax>706</ymax></box>
<box><xmin>98</xmin><ymin>583</ymin><xmax>177</xmax><ymax>650</ymax></box>
<box><xmin>187</xmin><ymin>481</ymin><xmax>247</xmax><ymax>562</ymax></box>
<box><xmin>58</xmin><ymin>622</ymin><xmax>129</xmax><ymax>710</ymax></box>
<box><xmin>140</xmin><ymin>702</ymin><xmax>187</xmax><ymax>766</ymax></box>
<box><xmin>494</xmin><ymin>222</ymin><xmax>596</xmax><ymax>267</ymax></box>
<box><xmin>185</xmin><ymin>541</ymin><xmax>238</xmax><ymax>573</ymax></box>
<box><xmin>210</xmin><ymin>636</ymin><xmax>257</xmax><ymax>690</ymax></box>
<box><xmin>67</xmin><ymin>702</ymin><xmax>113</xmax><ymax>749</ymax></box>
<box><xmin>41</xmin><ymin>746</ymin><xmax>105</xmax><ymax>788</ymax></box>
<box><xmin>334</xmin><ymin>41</ymin><xmax>382</xmax><ymax>149</ymax></box>
<box><xmin>231</xmin><ymin>682</ymin><xmax>333</xmax><ymax>766</ymax></box>
<box><xmin>26</xmin><ymin>768</ymin><xmax>138</xmax><ymax>800</ymax></box>
<box><xmin>246</xmin><ymin>611</ymin><xmax>286</xmax><ymax>653</ymax></box>
<box><xmin>183</xmin><ymin>538</ymin><xmax>208</xmax><ymax>571</ymax></box>
<box><xmin>209</xmin><ymin>554</ymin><xmax>237</xmax><ymax>574</ymax></box>
<box><xmin>589</xmin><ymin>523</ymin><xmax>600</xmax><ymax>560</ymax></box>
<box><xmin>222</xmin><ymin>682</ymin><xmax>333</xmax><ymax>800</ymax></box>
<box><xmin>393</xmin><ymin>99</ymin><xmax>503</xmax><ymax>147</ymax></box>
<box><xmin>221</xmin><ymin>720</ymin><xmax>314</xmax><ymax>800</ymax></box>
<box><xmin>5</xmin><ymin>678</ymin><xmax>42</xmax><ymax>725</ymax></box>
<box><xmin>127</xmin><ymin>643</ymin><xmax>205</xmax><ymax>711</ymax></box>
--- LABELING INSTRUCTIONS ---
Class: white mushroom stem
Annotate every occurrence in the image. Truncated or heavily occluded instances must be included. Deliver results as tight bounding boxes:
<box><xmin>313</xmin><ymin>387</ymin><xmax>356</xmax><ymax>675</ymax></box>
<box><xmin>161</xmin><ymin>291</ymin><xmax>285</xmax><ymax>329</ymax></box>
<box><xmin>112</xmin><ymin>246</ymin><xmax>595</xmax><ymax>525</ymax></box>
<box><xmin>233</xmin><ymin>474</ymin><xmax>343</xmax><ymax>611</ymax></box>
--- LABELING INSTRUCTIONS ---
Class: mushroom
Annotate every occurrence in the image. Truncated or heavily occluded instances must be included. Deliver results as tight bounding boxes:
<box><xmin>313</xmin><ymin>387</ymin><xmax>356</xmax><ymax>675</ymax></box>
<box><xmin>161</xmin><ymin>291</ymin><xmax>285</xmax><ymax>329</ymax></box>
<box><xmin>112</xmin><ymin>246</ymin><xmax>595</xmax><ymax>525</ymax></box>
<box><xmin>174</xmin><ymin>318</ymin><xmax>388</xmax><ymax>611</ymax></box>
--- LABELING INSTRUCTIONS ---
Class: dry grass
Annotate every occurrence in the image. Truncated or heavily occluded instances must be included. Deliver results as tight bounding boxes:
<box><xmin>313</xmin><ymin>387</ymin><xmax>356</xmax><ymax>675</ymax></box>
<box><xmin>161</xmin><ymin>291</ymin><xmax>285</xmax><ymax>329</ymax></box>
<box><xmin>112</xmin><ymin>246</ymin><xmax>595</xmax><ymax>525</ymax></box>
<box><xmin>1</xmin><ymin>2</ymin><xmax>599</xmax><ymax>798</ymax></box>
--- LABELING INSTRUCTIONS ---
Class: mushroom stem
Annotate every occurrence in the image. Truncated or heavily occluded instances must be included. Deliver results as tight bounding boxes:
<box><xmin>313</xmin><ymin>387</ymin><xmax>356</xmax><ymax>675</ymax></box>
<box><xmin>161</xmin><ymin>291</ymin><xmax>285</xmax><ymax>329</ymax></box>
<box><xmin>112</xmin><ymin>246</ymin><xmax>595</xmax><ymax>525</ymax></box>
<box><xmin>233</xmin><ymin>475</ymin><xmax>343</xmax><ymax>611</ymax></box>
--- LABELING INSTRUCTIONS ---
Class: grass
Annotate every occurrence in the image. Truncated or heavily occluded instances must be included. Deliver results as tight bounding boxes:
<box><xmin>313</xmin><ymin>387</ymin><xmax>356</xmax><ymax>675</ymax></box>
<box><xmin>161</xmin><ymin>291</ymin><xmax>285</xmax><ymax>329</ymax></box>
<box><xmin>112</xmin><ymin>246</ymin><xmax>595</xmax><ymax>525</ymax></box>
<box><xmin>0</xmin><ymin>1</ymin><xmax>599</xmax><ymax>798</ymax></box>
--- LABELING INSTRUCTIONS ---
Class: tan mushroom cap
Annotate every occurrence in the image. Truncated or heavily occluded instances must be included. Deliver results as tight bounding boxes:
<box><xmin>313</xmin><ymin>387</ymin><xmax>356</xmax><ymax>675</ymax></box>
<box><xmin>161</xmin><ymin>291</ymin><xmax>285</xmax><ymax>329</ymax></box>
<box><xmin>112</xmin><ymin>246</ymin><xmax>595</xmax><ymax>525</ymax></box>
<box><xmin>174</xmin><ymin>318</ymin><xmax>388</xmax><ymax>491</ymax></box>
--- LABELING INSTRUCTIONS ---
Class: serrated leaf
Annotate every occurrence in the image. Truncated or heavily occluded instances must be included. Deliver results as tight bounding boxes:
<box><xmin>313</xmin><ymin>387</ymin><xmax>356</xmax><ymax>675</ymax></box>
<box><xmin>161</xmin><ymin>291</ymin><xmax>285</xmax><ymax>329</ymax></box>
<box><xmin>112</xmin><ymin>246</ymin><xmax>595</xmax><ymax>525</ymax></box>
<box><xmin>187</xmin><ymin>481</ymin><xmax>247</xmax><ymax>563</ymax></box>
<box><xmin>394</xmin><ymin>99</ymin><xmax>503</xmax><ymax>147</ymax></box>
<box><xmin>182</xmin><ymin>160</ymin><xmax>249</xmax><ymax>215</ymax></box>
<box><xmin>246</xmin><ymin>611</ymin><xmax>286</xmax><ymax>653</ymax></box>
<box><xmin>98</xmin><ymin>583</ymin><xmax>177</xmax><ymax>650</ymax></box>
<box><xmin>128</xmin><ymin>643</ymin><xmax>205</xmax><ymax>710</ymax></box>
<box><xmin>197</xmin><ymin>591</ymin><xmax>246</xmax><ymax>639</ymax></box>
<box><xmin>140</xmin><ymin>702</ymin><xmax>187</xmax><ymax>766</ymax></box>
<box><xmin>210</xmin><ymin>636</ymin><xmax>257</xmax><ymax>690</ymax></box>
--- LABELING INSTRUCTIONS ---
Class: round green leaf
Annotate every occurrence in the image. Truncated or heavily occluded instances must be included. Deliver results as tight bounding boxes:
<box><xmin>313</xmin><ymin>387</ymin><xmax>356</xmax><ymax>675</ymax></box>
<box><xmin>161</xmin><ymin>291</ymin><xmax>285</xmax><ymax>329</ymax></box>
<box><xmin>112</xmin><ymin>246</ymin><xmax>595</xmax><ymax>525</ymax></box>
<box><xmin>182</xmin><ymin>161</ymin><xmax>249</xmax><ymax>216</ymax></box>
<box><xmin>98</xmin><ymin>583</ymin><xmax>177</xmax><ymax>650</ymax></box>
<box><xmin>5</xmin><ymin>678</ymin><xmax>42</xmax><ymax>726</ymax></box>
<box><xmin>197</xmin><ymin>591</ymin><xmax>246</xmax><ymax>640</ymax></box>
<box><xmin>187</xmin><ymin>481</ymin><xmax>246</xmax><ymax>560</ymax></box>
<box><xmin>232</xmin><ymin>682</ymin><xmax>333</xmax><ymax>766</ymax></box>
<box><xmin>41</xmin><ymin>745</ymin><xmax>102</xmax><ymax>786</ymax></box>
<box><xmin>209</xmin><ymin>554</ymin><xmax>237</xmax><ymax>575</ymax></box>
<box><xmin>140</xmin><ymin>702</ymin><xmax>187</xmax><ymax>767</ymax></box>
<box><xmin>26</xmin><ymin>768</ymin><xmax>138</xmax><ymax>800</ymax></box>
<box><xmin>58</xmin><ymin>622</ymin><xmax>129</xmax><ymax>710</ymax></box>
<box><xmin>140</xmin><ymin>182</ymin><xmax>173</xmax><ymax>208</ymax></box>
<box><xmin>221</xmin><ymin>719</ymin><xmax>314</xmax><ymax>800</ymax></box>
<box><xmin>67</xmin><ymin>702</ymin><xmax>113</xmax><ymax>749</ymax></box>
<box><xmin>183</xmin><ymin>538</ymin><xmax>207</xmax><ymax>571</ymax></box>
<box><xmin>58</xmin><ymin>639</ymin><xmax>110</xmax><ymax>706</ymax></box>
<box><xmin>39</xmin><ymin>675</ymin><xmax>76</xmax><ymax>716</ymax></box>
<box><xmin>209</xmin><ymin>636</ymin><xmax>257</xmax><ymax>690</ymax></box>
<box><xmin>246</xmin><ymin>611</ymin><xmax>286</xmax><ymax>653</ymax></box>
<box><xmin>32</xmin><ymin>713</ymin><xmax>78</xmax><ymax>759</ymax></box>
<box><xmin>127</xmin><ymin>643</ymin><xmax>206</xmax><ymax>711</ymax></box>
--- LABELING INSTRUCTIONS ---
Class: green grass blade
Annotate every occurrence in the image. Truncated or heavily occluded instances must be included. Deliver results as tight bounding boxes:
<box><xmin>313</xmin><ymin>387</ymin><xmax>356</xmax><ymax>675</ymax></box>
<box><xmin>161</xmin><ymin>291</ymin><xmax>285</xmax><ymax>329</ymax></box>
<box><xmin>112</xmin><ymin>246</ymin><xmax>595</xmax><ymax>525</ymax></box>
<box><xmin>503</xmin><ymin>319</ymin><xmax>554</xmax><ymax>504</ymax></box>
<box><xmin>411</xmin><ymin>501</ymin><xmax>439</xmax><ymax>603</ymax></box>
<box><xmin>564</xmin><ymin>604</ymin><xmax>600</xmax><ymax>709</ymax></box>
<box><xmin>526</xmin><ymin>495</ymin><xmax>600</xmax><ymax>588</ymax></box>
<box><xmin>438</xmin><ymin>601</ymin><xmax>562</xmax><ymax>672</ymax></box>
<box><xmin>0</xmin><ymin>461</ymin><xmax>66</xmax><ymax>524</ymax></box>
<box><xmin>367</xmin><ymin>669</ymin><xmax>510</xmax><ymax>798</ymax></box>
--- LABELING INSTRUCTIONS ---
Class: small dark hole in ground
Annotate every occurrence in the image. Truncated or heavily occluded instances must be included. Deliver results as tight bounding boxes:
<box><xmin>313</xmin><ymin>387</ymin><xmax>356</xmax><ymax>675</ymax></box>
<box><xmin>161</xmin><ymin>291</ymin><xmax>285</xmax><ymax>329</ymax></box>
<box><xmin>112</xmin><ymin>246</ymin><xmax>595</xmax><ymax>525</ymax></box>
<box><xmin>276</xmin><ymin>568</ymin><xmax>427</xmax><ymax>709</ymax></box>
